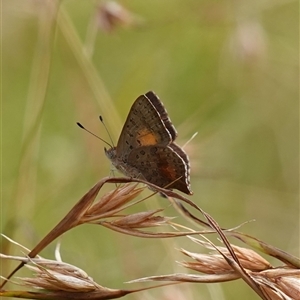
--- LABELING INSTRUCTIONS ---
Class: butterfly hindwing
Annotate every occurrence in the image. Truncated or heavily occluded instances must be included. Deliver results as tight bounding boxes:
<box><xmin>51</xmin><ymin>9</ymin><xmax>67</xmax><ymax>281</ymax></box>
<box><xmin>127</xmin><ymin>144</ymin><xmax>192</xmax><ymax>194</ymax></box>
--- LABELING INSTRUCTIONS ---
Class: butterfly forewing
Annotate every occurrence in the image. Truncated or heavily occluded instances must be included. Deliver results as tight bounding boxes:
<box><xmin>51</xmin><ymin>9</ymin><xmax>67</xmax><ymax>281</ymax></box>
<box><xmin>115</xmin><ymin>94</ymin><xmax>173</xmax><ymax>162</ymax></box>
<box><xmin>145</xmin><ymin>91</ymin><xmax>177</xmax><ymax>140</ymax></box>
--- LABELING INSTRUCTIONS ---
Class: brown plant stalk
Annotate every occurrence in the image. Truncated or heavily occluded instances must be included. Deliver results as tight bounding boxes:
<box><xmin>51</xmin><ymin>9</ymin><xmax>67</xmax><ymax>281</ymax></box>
<box><xmin>0</xmin><ymin>176</ymin><xmax>208</xmax><ymax>289</ymax></box>
<box><xmin>1</xmin><ymin>177</ymin><xmax>299</xmax><ymax>300</ymax></box>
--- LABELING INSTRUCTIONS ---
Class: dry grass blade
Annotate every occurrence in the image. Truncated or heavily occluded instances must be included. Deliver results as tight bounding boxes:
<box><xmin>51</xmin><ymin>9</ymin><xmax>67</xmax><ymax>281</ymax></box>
<box><xmin>128</xmin><ymin>273</ymin><xmax>240</xmax><ymax>284</ymax></box>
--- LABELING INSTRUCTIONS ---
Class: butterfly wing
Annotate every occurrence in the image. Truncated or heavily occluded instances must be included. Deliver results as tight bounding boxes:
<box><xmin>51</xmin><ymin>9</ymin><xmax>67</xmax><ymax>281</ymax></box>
<box><xmin>115</xmin><ymin>92</ymin><xmax>174</xmax><ymax>162</ymax></box>
<box><xmin>144</xmin><ymin>91</ymin><xmax>177</xmax><ymax>140</ymax></box>
<box><xmin>127</xmin><ymin>145</ymin><xmax>192</xmax><ymax>195</ymax></box>
<box><xmin>169</xmin><ymin>142</ymin><xmax>190</xmax><ymax>166</ymax></box>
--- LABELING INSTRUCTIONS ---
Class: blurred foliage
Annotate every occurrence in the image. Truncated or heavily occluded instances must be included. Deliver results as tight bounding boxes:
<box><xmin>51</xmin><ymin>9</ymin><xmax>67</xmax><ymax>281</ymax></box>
<box><xmin>2</xmin><ymin>0</ymin><xmax>299</xmax><ymax>299</ymax></box>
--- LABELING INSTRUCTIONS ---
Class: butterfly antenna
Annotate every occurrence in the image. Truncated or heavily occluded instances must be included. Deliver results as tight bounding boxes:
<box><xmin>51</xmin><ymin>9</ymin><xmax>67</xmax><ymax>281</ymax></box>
<box><xmin>76</xmin><ymin>122</ymin><xmax>112</xmax><ymax>148</ymax></box>
<box><xmin>99</xmin><ymin>116</ymin><xmax>115</xmax><ymax>148</ymax></box>
<box><xmin>182</xmin><ymin>132</ymin><xmax>198</xmax><ymax>148</ymax></box>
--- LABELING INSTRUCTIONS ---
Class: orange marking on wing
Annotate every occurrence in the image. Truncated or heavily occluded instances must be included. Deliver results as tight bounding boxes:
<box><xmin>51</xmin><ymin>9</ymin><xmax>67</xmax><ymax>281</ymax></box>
<box><xmin>161</xmin><ymin>165</ymin><xmax>177</xmax><ymax>180</ymax></box>
<box><xmin>138</xmin><ymin>129</ymin><xmax>158</xmax><ymax>146</ymax></box>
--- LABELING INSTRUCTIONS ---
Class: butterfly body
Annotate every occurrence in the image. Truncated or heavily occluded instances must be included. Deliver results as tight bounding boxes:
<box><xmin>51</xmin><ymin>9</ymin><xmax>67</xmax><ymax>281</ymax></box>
<box><xmin>105</xmin><ymin>91</ymin><xmax>192</xmax><ymax>195</ymax></box>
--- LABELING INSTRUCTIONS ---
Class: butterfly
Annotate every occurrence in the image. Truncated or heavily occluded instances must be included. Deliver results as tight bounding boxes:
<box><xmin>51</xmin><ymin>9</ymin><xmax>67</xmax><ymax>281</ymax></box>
<box><xmin>105</xmin><ymin>91</ymin><xmax>193</xmax><ymax>195</ymax></box>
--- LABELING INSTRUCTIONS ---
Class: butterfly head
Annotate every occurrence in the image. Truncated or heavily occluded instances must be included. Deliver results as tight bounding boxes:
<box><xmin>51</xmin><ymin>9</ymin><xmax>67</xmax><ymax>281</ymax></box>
<box><xmin>104</xmin><ymin>147</ymin><xmax>117</xmax><ymax>161</ymax></box>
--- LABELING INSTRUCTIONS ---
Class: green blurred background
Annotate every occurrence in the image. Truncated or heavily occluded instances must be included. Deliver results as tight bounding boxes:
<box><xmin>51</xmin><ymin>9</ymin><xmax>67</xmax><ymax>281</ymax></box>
<box><xmin>2</xmin><ymin>0</ymin><xmax>299</xmax><ymax>299</ymax></box>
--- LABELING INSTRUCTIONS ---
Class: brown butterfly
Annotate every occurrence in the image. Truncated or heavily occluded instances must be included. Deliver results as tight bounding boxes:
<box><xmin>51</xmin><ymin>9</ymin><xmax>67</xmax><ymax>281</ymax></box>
<box><xmin>104</xmin><ymin>91</ymin><xmax>192</xmax><ymax>195</ymax></box>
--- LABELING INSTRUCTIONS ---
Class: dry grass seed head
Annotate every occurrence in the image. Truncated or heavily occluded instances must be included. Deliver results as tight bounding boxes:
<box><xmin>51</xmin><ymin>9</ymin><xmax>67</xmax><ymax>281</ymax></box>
<box><xmin>186</xmin><ymin>237</ymin><xmax>272</xmax><ymax>272</ymax></box>
<box><xmin>179</xmin><ymin>250</ymin><xmax>234</xmax><ymax>274</ymax></box>
<box><xmin>84</xmin><ymin>183</ymin><xmax>144</xmax><ymax>219</ymax></box>
<box><xmin>255</xmin><ymin>268</ymin><xmax>300</xmax><ymax>299</ymax></box>
<box><xmin>21</xmin><ymin>263</ymin><xmax>102</xmax><ymax>292</ymax></box>
<box><xmin>110</xmin><ymin>209</ymin><xmax>172</xmax><ymax>229</ymax></box>
<box><xmin>216</xmin><ymin>244</ymin><xmax>272</xmax><ymax>272</ymax></box>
